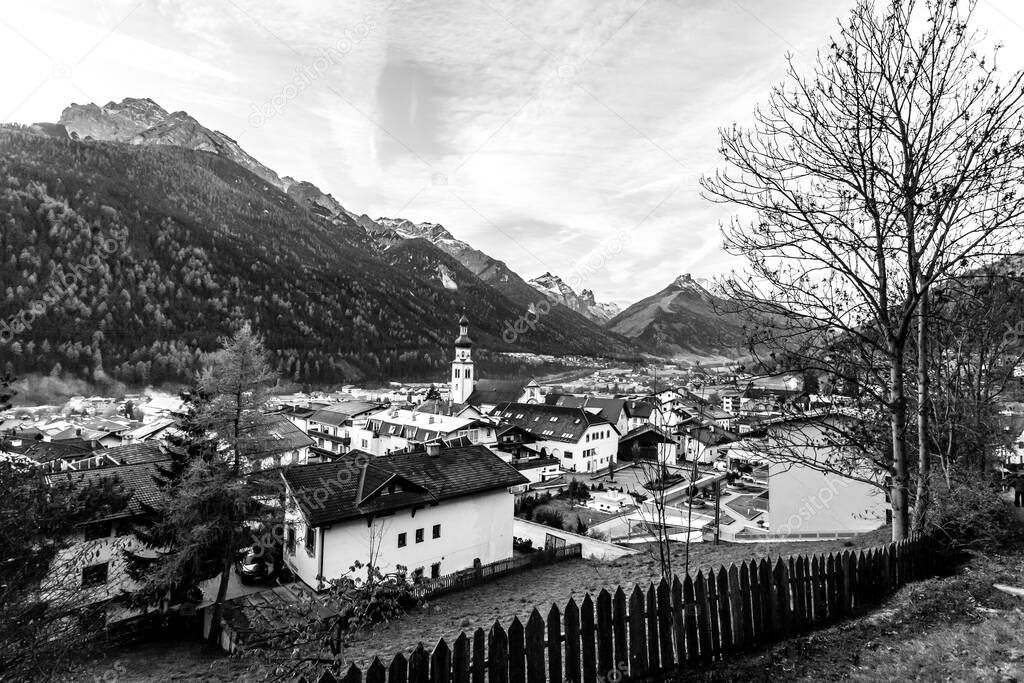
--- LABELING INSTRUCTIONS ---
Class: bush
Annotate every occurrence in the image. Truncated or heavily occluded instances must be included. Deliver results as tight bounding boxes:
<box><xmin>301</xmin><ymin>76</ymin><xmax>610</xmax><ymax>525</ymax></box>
<box><xmin>532</xmin><ymin>505</ymin><xmax>564</xmax><ymax>530</ymax></box>
<box><xmin>925</xmin><ymin>466</ymin><xmax>1016</xmax><ymax>550</ymax></box>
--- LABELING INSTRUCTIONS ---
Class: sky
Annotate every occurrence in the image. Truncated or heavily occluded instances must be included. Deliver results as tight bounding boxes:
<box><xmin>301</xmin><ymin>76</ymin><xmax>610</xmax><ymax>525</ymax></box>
<box><xmin>2</xmin><ymin>0</ymin><xmax>1024</xmax><ymax>307</ymax></box>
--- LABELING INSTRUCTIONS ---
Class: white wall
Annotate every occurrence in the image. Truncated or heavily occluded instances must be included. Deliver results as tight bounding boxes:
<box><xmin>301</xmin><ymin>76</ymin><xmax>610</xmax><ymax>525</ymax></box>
<box><xmin>767</xmin><ymin>460</ymin><xmax>887</xmax><ymax>535</ymax></box>
<box><xmin>538</xmin><ymin>424</ymin><xmax>617</xmax><ymax>474</ymax></box>
<box><xmin>286</xmin><ymin>489</ymin><xmax>516</xmax><ymax>589</ymax></box>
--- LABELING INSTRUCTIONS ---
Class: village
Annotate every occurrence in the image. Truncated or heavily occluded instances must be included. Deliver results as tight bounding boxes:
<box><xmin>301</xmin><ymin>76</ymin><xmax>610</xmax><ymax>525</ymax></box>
<box><xmin>0</xmin><ymin>313</ymin><xmax>983</xmax><ymax>669</ymax></box>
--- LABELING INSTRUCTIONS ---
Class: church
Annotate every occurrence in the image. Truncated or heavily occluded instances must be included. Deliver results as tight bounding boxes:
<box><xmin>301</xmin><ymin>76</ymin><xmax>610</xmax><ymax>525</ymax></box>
<box><xmin>447</xmin><ymin>315</ymin><xmax>543</xmax><ymax>412</ymax></box>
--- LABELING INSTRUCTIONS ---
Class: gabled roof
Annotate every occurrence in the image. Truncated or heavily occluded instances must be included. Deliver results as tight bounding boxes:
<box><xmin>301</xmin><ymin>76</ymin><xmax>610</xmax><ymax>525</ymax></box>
<box><xmin>619</xmin><ymin>423</ymin><xmax>677</xmax><ymax>446</ymax></box>
<box><xmin>238</xmin><ymin>413</ymin><xmax>314</xmax><ymax>458</ymax></box>
<box><xmin>546</xmin><ymin>394</ymin><xmax>627</xmax><ymax>426</ymax></box>
<box><xmin>491</xmin><ymin>402</ymin><xmax>616</xmax><ymax>443</ymax></box>
<box><xmin>467</xmin><ymin>379</ymin><xmax>528</xmax><ymax>407</ymax></box>
<box><xmin>80</xmin><ymin>442</ymin><xmax>168</xmax><ymax>467</ymax></box>
<box><xmin>48</xmin><ymin>458</ymin><xmax>173</xmax><ymax>521</ymax></box>
<box><xmin>624</xmin><ymin>399</ymin><xmax>656</xmax><ymax>420</ymax></box>
<box><xmin>283</xmin><ymin>445</ymin><xmax>527</xmax><ymax>526</ymax></box>
<box><xmin>7</xmin><ymin>438</ymin><xmax>94</xmax><ymax>463</ymax></box>
<box><xmin>309</xmin><ymin>409</ymin><xmax>350</xmax><ymax>428</ymax></box>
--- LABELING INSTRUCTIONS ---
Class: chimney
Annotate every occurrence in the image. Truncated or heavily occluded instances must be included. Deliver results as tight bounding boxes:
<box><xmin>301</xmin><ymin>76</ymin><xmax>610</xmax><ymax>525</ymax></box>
<box><xmin>426</xmin><ymin>442</ymin><xmax>442</xmax><ymax>457</ymax></box>
<box><xmin>428</xmin><ymin>416</ymin><xmax>435</xmax><ymax>424</ymax></box>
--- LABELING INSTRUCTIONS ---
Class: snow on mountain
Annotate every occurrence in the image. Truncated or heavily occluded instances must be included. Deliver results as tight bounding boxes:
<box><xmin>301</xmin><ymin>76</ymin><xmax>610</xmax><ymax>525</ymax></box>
<box><xmin>528</xmin><ymin>272</ymin><xmax>621</xmax><ymax>323</ymax></box>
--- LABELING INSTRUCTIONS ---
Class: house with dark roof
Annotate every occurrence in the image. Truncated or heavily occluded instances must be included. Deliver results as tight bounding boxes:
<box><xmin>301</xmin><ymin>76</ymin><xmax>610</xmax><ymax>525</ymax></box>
<box><xmin>351</xmin><ymin>407</ymin><xmax>497</xmax><ymax>456</ymax></box>
<box><xmin>238</xmin><ymin>413</ymin><xmax>314</xmax><ymax>470</ymax></box>
<box><xmin>281</xmin><ymin>444</ymin><xmax>528</xmax><ymax>590</ymax></box>
<box><xmin>466</xmin><ymin>378</ymin><xmax>542</xmax><ymax>412</ymax></box>
<box><xmin>41</xmin><ymin>457</ymin><xmax>173</xmax><ymax>624</ymax></box>
<box><xmin>304</xmin><ymin>401</ymin><xmax>379</xmax><ymax>456</ymax></box>
<box><xmin>491</xmin><ymin>402</ymin><xmax>620</xmax><ymax>474</ymax></box>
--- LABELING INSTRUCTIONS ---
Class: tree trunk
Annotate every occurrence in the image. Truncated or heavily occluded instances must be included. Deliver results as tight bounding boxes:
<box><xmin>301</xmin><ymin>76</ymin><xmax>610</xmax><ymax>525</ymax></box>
<box><xmin>206</xmin><ymin>552</ymin><xmax>234</xmax><ymax>646</ymax></box>
<box><xmin>912</xmin><ymin>292</ymin><xmax>930</xmax><ymax>534</ymax></box>
<box><xmin>890</xmin><ymin>349</ymin><xmax>911</xmax><ymax>541</ymax></box>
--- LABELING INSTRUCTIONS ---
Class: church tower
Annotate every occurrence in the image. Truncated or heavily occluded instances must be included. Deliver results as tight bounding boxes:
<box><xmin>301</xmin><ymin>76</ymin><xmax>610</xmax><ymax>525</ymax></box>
<box><xmin>451</xmin><ymin>314</ymin><xmax>476</xmax><ymax>403</ymax></box>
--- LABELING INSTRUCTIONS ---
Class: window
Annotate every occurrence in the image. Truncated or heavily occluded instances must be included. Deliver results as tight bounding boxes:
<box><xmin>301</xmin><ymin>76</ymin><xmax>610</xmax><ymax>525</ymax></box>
<box><xmin>454</xmin><ymin>368</ymin><xmax>460</xmax><ymax>378</ymax></box>
<box><xmin>286</xmin><ymin>525</ymin><xmax>296</xmax><ymax>555</ymax></box>
<box><xmin>549</xmin><ymin>416</ymin><xmax>558</xmax><ymax>423</ymax></box>
<box><xmin>412</xmin><ymin>567</ymin><xmax>424</xmax><ymax>580</ymax></box>
<box><xmin>431</xmin><ymin>562</ymin><xmax>441</xmax><ymax>579</ymax></box>
<box><xmin>81</xmin><ymin>562</ymin><xmax>109</xmax><ymax>588</ymax></box>
<box><xmin>305</xmin><ymin>527</ymin><xmax>317</xmax><ymax>557</ymax></box>
<box><xmin>398</xmin><ymin>532</ymin><xmax>407</xmax><ymax>548</ymax></box>
<box><xmin>84</xmin><ymin>520</ymin><xmax>112</xmax><ymax>541</ymax></box>
<box><xmin>432</xmin><ymin>524</ymin><xmax>441</xmax><ymax>539</ymax></box>
<box><xmin>415</xmin><ymin>528</ymin><xmax>424</xmax><ymax>543</ymax></box>
<box><xmin>564</xmin><ymin>451</ymin><xmax>573</xmax><ymax>458</ymax></box>
<box><xmin>466</xmin><ymin>369</ymin><xmax>471</xmax><ymax>378</ymax></box>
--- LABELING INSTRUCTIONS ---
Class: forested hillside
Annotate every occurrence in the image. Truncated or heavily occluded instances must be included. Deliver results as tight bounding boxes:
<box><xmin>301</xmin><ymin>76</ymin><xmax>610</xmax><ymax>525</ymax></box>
<box><xmin>0</xmin><ymin>128</ymin><xmax>630</xmax><ymax>386</ymax></box>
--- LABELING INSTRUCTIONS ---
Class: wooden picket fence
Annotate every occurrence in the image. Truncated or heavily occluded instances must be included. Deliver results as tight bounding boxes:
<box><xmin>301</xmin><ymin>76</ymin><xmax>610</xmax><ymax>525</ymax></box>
<box><xmin>302</xmin><ymin>534</ymin><xmax>939</xmax><ymax>683</ymax></box>
<box><xmin>418</xmin><ymin>544</ymin><xmax>583</xmax><ymax>601</ymax></box>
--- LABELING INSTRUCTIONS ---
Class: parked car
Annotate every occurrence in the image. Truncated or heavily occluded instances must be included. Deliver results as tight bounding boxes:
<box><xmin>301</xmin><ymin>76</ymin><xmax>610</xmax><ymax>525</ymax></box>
<box><xmin>236</xmin><ymin>548</ymin><xmax>272</xmax><ymax>584</ymax></box>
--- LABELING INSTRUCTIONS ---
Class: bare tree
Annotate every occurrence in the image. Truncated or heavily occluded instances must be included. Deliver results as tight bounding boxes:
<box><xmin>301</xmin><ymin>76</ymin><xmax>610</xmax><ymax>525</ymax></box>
<box><xmin>702</xmin><ymin>0</ymin><xmax>1024</xmax><ymax>540</ymax></box>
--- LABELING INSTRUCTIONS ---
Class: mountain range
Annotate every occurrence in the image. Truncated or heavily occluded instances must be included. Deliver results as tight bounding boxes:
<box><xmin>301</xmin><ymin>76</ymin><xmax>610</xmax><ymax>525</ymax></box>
<box><xmin>1</xmin><ymin>98</ymin><xmax>752</xmax><ymax>387</ymax></box>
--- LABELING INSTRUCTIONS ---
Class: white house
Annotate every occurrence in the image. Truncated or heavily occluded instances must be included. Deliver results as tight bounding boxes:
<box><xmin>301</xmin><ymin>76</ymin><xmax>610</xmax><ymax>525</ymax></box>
<box><xmin>239</xmin><ymin>413</ymin><xmax>314</xmax><ymax>471</ymax></box>
<box><xmin>305</xmin><ymin>401</ymin><xmax>380</xmax><ymax>456</ymax></box>
<box><xmin>281</xmin><ymin>444</ymin><xmax>528</xmax><ymax>589</ymax></box>
<box><xmin>41</xmin><ymin>459</ymin><xmax>170</xmax><ymax>625</ymax></box>
<box><xmin>351</xmin><ymin>407</ymin><xmax>497</xmax><ymax>456</ymax></box>
<box><xmin>762</xmin><ymin>415</ymin><xmax>888</xmax><ymax>537</ymax></box>
<box><xmin>490</xmin><ymin>402</ymin><xmax>620</xmax><ymax>474</ymax></box>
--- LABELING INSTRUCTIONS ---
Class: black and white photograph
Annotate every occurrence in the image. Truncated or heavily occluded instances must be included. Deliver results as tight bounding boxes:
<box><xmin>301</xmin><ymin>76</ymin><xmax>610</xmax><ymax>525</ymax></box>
<box><xmin>2</xmin><ymin>0</ymin><xmax>1024</xmax><ymax>680</ymax></box>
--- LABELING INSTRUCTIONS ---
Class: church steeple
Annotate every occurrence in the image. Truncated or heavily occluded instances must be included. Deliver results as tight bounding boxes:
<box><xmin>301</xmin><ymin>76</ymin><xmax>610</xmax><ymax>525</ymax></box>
<box><xmin>451</xmin><ymin>314</ymin><xmax>475</xmax><ymax>403</ymax></box>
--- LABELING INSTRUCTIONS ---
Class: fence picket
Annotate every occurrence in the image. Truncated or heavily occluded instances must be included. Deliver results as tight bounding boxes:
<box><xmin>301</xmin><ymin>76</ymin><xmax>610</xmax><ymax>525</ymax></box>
<box><xmin>366</xmin><ymin>658</ymin><xmax>386</xmax><ymax>683</ymax></box>
<box><xmin>758</xmin><ymin>559</ymin><xmax>773</xmax><ymax>638</ymax></box>
<box><xmin>715</xmin><ymin>567</ymin><xmax>733</xmax><ymax>655</ymax></box>
<box><xmin>410</xmin><ymin>646</ymin><xmax>429</xmax><ymax>683</ymax></box>
<box><xmin>645</xmin><ymin>584</ymin><xmax>661</xmax><ymax>673</ymax></box>
<box><xmin>525</xmin><ymin>611</ymin><xmax>545</xmax><ymax>683</ymax></box>
<box><xmin>472</xmin><ymin>630</ymin><xmax>485</xmax><ymax>683</ymax></box>
<box><xmin>509</xmin><ymin>618</ymin><xmax>526</xmax><ymax>683</ymax></box>
<box><xmin>341</xmin><ymin>664</ymin><xmax>362</xmax><ymax>683</ymax></box>
<box><xmin>773</xmin><ymin>558</ymin><xmax>791</xmax><ymax>639</ymax></box>
<box><xmin>656</xmin><ymin>579</ymin><xmax>674</xmax><ymax>671</ymax></box>
<box><xmin>612</xmin><ymin>588</ymin><xmax>628</xmax><ymax>672</ymax></box>
<box><xmin>430</xmin><ymin>639</ymin><xmax>451</xmax><ymax>683</ymax></box>
<box><xmin>628</xmin><ymin>586</ymin><xmax>648</xmax><ymax>678</ymax></box>
<box><xmin>581</xmin><ymin>595</ymin><xmax>598</xmax><ymax>683</ymax></box>
<box><xmin>547</xmin><ymin>605</ymin><xmax>563</xmax><ymax>683</ymax></box>
<box><xmin>389</xmin><ymin>653</ymin><xmax>409</xmax><ymax>683</ymax></box>
<box><xmin>564</xmin><ymin>600</ymin><xmax>581</xmax><ymax>683</ymax></box>
<box><xmin>452</xmin><ymin>636</ymin><xmax>470</xmax><ymax>683</ymax></box>
<box><xmin>733</xmin><ymin>564</ymin><xmax>752</xmax><ymax>650</ymax></box>
<box><xmin>681</xmin><ymin>575</ymin><xmax>698</xmax><ymax>664</ymax></box>
<box><xmin>489</xmin><ymin>623</ymin><xmax>509</xmax><ymax>683</ymax></box>
<box><xmin>694</xmin><ymin>571</ymin><xmax>713</xmax><ymax>662</ymax></box>
<box><xmin>596</xmin><ymin>590</ymin><xmax>614</xmax><ymax>679</ymax></box>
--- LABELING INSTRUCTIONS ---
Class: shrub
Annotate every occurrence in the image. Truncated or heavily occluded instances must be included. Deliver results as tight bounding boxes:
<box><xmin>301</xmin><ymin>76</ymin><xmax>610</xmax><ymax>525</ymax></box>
<box><xmin>532</xmin><ymin>505</ymin><xmax>564</xmax><ymax>530</ymax></box>
<box><xmin>925</xmin><ymin>466</ymin><xmax>1016</xmax><ymax>550</ymax></box>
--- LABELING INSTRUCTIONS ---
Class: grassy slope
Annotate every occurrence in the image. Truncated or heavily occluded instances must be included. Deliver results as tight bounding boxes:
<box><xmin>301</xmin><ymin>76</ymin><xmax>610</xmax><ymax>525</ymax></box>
<box><xmin>64</xmin><ymin>528</ymin><xmax>891</xmax><ymax>680</ymax></box>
